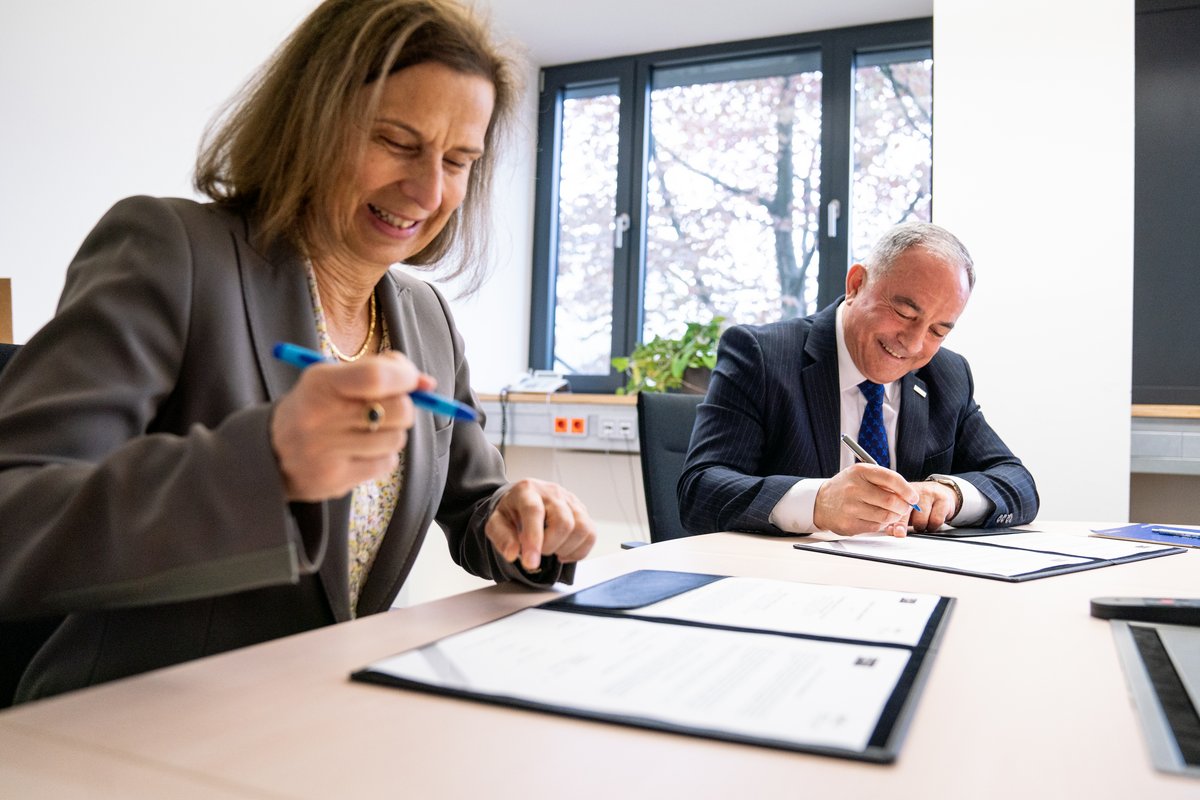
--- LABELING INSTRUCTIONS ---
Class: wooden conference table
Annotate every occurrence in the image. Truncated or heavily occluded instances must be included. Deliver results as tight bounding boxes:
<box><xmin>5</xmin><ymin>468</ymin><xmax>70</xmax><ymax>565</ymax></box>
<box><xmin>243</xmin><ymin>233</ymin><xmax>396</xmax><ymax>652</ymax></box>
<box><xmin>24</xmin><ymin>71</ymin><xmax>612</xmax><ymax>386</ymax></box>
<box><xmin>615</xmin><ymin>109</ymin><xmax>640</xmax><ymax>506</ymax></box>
<box><xmin>1</xmin><ymin>523</ymin><xmax>1196</xmax><ymax>799</ymax></box>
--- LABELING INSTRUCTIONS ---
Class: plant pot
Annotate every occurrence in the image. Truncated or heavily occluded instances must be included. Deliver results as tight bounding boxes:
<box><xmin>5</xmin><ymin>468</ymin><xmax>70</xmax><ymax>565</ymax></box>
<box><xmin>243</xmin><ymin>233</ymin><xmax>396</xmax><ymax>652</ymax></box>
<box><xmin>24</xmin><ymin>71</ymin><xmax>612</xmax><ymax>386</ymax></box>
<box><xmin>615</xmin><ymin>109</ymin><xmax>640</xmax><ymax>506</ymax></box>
<box><xmin>678</xmin><ymin>366</ymin><xmax>712</xmax><ymax>395</ymax></box>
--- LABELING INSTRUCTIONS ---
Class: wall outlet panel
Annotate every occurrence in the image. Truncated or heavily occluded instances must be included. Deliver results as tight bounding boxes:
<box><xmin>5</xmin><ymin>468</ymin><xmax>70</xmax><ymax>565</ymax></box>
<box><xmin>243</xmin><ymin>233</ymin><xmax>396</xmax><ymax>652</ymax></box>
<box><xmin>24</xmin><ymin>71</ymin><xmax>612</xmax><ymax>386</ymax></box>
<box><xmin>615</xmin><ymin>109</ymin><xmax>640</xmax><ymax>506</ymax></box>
<box><xmin>480</xmin><ymin>400</ymin><xmax>640</xmax><ymax>452</ymax></box>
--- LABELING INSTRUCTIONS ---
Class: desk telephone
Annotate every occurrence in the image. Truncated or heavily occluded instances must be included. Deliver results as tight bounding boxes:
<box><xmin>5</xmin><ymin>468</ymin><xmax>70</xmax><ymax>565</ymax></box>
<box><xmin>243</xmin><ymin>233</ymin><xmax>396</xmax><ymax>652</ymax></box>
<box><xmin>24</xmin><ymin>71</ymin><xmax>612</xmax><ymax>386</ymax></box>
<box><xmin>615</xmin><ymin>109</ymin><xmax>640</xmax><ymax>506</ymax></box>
<box><xmin>509</xmin><ymin>370</ymin><xmax>569</xmax><ymax>393</ymax></box>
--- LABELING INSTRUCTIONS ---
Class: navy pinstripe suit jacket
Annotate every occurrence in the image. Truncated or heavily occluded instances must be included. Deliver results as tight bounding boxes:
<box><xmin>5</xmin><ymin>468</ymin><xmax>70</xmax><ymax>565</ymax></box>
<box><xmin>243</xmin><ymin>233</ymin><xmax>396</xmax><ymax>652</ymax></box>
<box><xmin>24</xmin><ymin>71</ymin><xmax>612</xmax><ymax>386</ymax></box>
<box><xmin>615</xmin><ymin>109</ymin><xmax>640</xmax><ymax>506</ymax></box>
<box><xmin>678</xmin><ymin>301</ymin><xmax>1039</xmax><ymax>535</ymax></box>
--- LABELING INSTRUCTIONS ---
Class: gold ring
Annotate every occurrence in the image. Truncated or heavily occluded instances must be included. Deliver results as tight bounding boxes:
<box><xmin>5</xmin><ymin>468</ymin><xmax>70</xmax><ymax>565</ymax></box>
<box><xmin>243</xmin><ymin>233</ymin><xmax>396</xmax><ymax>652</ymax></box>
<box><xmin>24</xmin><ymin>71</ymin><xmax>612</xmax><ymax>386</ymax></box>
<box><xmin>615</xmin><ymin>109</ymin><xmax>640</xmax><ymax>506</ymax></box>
<box><xmin>365</xmin><ymin>402</ymin><xmax>384</xmax><ymax>433</ymax></box>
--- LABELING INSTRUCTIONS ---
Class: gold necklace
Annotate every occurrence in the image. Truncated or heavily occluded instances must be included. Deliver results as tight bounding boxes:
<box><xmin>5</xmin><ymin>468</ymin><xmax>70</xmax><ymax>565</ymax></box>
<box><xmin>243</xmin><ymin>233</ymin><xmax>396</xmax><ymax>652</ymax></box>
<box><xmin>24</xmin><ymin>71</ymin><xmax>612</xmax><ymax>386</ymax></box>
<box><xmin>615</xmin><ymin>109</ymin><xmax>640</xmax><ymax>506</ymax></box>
<box><xmin>328</xmin><ymin>292</ymin><xmax>376</xmax><ymax>362</ymax></box>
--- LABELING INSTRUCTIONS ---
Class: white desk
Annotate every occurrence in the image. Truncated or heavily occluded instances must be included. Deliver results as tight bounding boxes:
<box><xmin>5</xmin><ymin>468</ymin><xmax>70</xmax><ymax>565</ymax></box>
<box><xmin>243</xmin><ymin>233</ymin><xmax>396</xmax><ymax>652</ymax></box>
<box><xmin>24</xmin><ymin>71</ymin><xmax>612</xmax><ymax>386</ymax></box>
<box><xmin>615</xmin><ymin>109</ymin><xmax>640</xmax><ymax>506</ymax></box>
<box><xmin>1</xmin><ymin>524</ymin><xmax>1196</xmax><ymax>799</ymax></box>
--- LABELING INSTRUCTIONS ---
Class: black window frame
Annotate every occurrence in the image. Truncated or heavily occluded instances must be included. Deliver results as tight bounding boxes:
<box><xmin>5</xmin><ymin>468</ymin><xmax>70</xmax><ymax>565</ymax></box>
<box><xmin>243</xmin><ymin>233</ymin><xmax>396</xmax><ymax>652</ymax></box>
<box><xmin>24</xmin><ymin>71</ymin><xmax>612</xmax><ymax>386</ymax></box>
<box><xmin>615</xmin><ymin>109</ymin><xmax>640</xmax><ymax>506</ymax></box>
<box><xmin>530</xmin><ymin>17</ymin><xmax>934</xmax><ymax>393</ymax></box>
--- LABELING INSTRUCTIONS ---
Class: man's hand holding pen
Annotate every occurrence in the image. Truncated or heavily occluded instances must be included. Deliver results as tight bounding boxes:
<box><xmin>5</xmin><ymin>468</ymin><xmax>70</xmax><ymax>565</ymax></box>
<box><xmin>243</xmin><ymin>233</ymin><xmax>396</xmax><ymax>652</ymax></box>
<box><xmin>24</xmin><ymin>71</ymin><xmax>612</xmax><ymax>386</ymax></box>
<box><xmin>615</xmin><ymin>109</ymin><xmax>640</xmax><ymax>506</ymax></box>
<box><xmin>813</xmin><ymin>463</ymin><xmax>917</xmax><ymax>537</ymax></box>
<box><xmin>812</xmin><ymin>464</ymin><xmax>963</xmax><ymax>536</ymax></box>
<box><xmin>819</xmin><ymin>433</ymin><xmax>920</xmax><ymax>537</ymax></box>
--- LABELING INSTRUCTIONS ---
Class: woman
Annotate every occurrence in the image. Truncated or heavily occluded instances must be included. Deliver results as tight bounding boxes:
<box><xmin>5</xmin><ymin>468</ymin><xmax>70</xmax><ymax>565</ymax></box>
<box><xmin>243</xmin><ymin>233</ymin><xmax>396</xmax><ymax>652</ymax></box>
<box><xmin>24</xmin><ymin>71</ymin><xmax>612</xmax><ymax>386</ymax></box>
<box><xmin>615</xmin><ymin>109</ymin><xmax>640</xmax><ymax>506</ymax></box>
<box><xmin>0</xmin><ymin>0</ymin><xmax>595</xmax><ymax>704</ymax></box>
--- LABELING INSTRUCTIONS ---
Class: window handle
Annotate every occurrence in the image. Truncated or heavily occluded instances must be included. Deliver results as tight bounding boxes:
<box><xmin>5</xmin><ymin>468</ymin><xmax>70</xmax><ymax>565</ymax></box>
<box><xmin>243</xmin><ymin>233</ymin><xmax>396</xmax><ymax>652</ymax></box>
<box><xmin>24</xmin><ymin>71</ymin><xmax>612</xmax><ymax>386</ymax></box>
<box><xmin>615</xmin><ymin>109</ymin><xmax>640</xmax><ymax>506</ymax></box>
<box><xmin>613</xmin><ymin>212</ymin><xmax>631</xmax><ymax>249</ymax></box>
<box><xmin>826</xmin><ymin>199</ymin><xmax>841</xmax><ymax>239</ymax></box>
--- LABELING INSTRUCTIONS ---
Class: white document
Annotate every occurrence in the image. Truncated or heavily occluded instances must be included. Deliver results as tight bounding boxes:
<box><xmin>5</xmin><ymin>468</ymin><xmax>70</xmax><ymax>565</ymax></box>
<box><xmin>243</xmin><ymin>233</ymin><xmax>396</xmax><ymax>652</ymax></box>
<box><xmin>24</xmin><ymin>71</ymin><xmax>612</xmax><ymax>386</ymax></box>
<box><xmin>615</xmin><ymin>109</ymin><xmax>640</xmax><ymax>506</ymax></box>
<box><xmin>633</xmin><ymin>576</ymin><xmax>940</xmax><ymax>646</ymax></box>
<box><xmin>963</xmin><ymin>531</ymin><xmax>1177</xmax><ymax>560</ymax></box>
<box><xmin>367</xmin><ymin>607</ymin><xmax>910</xmax><ymax>752</ymax></box>
<box><xmin>800</xmin><ymin>534</ymin><xmax>1091</xmax><ymax>578</ymax></box>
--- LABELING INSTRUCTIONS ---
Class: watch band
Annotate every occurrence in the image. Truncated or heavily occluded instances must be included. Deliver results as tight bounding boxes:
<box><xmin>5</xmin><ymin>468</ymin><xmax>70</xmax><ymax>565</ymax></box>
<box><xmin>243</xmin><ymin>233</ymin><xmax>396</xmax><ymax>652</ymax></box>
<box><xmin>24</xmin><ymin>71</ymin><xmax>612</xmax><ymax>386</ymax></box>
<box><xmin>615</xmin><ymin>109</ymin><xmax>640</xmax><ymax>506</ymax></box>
<box><xmin>926</xmin><ymin>474</ymin><xmax>964</xmax><ymax>518</ymax></box>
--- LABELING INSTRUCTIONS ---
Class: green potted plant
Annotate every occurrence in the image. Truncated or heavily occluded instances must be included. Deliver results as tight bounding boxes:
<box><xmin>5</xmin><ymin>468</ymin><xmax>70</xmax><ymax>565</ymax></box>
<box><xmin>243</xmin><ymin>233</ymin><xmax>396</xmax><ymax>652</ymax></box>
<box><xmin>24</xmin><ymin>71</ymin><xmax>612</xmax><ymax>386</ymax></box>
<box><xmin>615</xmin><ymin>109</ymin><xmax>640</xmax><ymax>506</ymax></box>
<box><xmin>612</xmin><ymin>317</ymin><xmax>725</xmax><ymax>395</ymax></box>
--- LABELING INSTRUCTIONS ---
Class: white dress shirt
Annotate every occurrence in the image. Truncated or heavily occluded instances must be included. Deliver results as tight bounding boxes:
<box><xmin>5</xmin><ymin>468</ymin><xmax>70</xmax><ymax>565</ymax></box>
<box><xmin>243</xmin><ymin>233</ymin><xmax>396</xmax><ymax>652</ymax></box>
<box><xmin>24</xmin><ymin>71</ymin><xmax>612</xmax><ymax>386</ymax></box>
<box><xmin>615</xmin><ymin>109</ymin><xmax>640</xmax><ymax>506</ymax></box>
<box><xmin>768</xmin><ymin>303</ymin><xmax>986</xmax><ymax>533</ymax></box>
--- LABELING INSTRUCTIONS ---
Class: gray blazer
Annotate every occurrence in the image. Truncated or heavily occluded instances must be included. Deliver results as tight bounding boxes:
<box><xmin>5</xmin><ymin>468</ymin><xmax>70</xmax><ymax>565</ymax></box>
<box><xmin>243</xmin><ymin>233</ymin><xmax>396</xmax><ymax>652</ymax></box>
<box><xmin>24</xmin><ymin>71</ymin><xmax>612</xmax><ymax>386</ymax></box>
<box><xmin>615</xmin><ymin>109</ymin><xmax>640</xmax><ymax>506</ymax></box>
<box><xmin>0</xmin><ymin>196</ymin><xmax>560</xmax><ymax>702</ymax></box>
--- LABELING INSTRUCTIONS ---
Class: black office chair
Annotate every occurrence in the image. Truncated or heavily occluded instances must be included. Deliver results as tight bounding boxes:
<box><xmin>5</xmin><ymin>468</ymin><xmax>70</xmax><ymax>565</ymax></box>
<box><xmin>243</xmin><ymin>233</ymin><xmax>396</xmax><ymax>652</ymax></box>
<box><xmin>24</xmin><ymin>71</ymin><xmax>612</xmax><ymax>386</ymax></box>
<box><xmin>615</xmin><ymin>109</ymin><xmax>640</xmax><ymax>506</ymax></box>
<box><xmin>0</xmin><ymin>343</ymin><xmax>19</xmax><ymax>374</ymax></box>
<box><xmin>635</xmin><ymin>391</ymin><xmax>704</xmax><ymax>543</ymax></box>
<box><xmin>0</xmin><ymin>343</ymin><xmax>66</xmax><ymax>708</ymax></box>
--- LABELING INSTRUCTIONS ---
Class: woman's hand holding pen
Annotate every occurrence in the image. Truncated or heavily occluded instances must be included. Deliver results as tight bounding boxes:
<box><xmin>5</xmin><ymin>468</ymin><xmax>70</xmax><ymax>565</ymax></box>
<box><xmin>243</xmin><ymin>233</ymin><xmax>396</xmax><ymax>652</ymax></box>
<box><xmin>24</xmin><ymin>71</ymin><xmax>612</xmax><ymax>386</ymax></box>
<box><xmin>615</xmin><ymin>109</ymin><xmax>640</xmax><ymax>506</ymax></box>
<box><xmin>486</xmin><ymin>479</ymin><xmax>597</xmax><ymax>572</ymax></box>
<box><xmin>271</xmin><ymin>352</ymin><xmax>433</xmax><ymax>501</ymax></box>
<box><xmin>813</xmin><ymin>463</ymin><xmax>918</xmax><ymax>537</ymax></box>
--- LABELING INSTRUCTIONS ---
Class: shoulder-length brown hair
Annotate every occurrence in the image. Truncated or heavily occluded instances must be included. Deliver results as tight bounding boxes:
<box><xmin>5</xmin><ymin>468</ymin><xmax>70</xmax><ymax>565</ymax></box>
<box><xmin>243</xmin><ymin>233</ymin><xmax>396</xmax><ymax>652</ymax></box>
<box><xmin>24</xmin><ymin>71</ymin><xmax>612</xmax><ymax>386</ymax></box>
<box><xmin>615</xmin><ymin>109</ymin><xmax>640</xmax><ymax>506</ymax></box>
<box><xmin>195</xmin><ymin>0</ymin><xmax>519</xmax><ymax>293</ymax></box>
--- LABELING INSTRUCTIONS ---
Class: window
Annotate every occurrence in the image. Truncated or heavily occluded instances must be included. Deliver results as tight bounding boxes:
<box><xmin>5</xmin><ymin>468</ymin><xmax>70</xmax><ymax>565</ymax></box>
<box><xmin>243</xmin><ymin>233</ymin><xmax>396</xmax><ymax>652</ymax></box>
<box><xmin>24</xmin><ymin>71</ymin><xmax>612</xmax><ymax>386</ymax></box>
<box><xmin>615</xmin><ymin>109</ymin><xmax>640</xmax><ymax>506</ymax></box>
<box><xmin>531</xmin><ymin>19</ymin><xmax>932</xmax><ymax>391</ymax></box>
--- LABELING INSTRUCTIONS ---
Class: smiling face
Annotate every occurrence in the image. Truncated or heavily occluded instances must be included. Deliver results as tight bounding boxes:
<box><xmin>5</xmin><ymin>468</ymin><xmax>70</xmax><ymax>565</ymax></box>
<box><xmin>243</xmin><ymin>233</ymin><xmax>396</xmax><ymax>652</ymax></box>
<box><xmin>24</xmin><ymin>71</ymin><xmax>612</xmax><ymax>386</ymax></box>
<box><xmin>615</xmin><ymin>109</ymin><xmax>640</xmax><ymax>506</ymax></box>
<box><xmin>841</xmin><ymin>247</ymin><xmax>972</xmax><ymax>384</ymax></box>
<box><xmin>342</xmin><ymin>61</ymin><xmax>495</xmax><ymax>270</ymax></box>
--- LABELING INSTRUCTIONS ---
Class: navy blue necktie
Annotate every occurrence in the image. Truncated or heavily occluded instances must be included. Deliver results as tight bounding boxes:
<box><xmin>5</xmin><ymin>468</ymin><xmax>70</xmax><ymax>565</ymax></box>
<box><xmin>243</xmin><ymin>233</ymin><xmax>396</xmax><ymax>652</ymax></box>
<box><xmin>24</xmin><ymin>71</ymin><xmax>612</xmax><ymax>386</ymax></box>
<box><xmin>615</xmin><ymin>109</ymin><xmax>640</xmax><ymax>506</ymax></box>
<box><xmin>858</xmin><ymin>380</ymin><xmax>889</xmax><ymax>468</ymax></box>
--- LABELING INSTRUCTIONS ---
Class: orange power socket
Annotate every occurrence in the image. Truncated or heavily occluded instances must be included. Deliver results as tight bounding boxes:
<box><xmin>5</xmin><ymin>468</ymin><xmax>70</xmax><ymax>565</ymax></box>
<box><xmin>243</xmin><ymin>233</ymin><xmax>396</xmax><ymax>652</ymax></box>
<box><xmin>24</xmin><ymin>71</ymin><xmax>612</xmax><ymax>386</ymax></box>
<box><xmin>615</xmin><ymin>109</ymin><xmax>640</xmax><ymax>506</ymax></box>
<box><xmin>552</xmin><ymin>416</ymin><xmax>587</xmax><ymax>435</ymax></box>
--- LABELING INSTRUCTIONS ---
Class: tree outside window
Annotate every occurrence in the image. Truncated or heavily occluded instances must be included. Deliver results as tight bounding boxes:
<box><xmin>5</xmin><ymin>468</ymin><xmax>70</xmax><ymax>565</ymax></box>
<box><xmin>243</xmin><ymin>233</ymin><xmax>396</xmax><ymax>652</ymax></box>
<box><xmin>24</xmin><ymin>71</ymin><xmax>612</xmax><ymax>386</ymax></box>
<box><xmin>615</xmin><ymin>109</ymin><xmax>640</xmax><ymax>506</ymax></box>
<box><xmin>532</xmin><ymin>20</ymin><xmax>933</xmax><ymax>390</ymax></box>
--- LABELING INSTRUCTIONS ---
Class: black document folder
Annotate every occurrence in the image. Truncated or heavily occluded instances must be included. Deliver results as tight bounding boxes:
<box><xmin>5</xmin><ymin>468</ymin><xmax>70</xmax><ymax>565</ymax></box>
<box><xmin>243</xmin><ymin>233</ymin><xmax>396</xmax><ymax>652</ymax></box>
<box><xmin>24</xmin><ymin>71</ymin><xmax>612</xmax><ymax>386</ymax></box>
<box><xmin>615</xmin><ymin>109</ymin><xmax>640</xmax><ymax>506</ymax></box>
<box><xmin>352</xmin><ymin>570</ymin><xmax>954</xmax><ymax>763</ymax></box>
<box><xmin>793</xmin><ymin>530</ymin><xmax>1184</xmax><ymax>582</ymax></box>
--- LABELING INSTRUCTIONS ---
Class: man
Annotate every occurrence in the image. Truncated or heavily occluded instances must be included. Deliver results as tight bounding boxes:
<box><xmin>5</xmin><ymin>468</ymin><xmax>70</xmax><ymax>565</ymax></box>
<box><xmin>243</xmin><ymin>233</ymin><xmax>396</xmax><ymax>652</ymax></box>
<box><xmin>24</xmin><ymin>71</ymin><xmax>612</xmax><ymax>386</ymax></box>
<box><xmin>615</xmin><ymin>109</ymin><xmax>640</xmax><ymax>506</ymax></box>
<box><xmin>678</xmin><ymin>222</ymin><xmax>1037</xmax><ymax>537</ymax></box>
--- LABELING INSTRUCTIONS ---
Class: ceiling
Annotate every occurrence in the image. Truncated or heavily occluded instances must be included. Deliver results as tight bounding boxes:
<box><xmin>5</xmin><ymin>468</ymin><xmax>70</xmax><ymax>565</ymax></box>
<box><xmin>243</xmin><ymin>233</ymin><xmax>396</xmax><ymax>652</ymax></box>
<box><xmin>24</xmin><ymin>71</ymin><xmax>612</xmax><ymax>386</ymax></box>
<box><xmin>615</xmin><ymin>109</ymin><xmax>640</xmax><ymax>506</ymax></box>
<box><xmin>485</xmin><ymin>0</ymin><xmax>932</xmax><ymax>66</ymax></box>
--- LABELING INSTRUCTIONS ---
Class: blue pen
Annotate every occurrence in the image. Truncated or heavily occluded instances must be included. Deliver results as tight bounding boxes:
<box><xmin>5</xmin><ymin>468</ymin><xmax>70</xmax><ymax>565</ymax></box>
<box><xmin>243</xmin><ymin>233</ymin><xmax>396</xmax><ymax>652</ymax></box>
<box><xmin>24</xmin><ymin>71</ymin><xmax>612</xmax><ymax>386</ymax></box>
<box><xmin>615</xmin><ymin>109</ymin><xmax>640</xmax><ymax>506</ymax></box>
<box><xmin>272</xmin><ymin>342</ymin><xmax>477</xmax><ymax>422</ymax></box>
<box><xmin>1150</xmin><ymin>526</ymin><xmax>1200</xmax><ymax>540</ymax></box>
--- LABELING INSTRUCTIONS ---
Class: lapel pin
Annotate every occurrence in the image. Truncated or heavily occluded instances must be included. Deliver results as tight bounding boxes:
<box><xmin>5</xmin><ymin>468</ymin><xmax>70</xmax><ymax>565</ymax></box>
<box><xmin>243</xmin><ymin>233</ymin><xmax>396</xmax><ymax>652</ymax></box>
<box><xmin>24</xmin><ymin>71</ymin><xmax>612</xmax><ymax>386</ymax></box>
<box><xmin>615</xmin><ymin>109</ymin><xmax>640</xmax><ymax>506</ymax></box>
<box><xmin>913</xmin><ymin>385</ymin><xmax>927</xmax><ymax>398</ymax></box>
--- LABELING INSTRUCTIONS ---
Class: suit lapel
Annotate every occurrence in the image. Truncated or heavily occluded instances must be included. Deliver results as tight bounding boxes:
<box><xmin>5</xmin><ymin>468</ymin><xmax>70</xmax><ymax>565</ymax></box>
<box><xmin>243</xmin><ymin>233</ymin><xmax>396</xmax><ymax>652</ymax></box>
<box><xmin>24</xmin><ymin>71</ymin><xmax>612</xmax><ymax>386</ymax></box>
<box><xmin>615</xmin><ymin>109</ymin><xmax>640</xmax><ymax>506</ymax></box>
<box><xmin>800</xmin><ymin>305</ymin><xmax>841</xmax><ymax>477</ymax></box>
<box><xmin>355</xmin><ymin>275</ymin><xmax>437</xmax><ymax>615</ymax></box>
<box><xmin>896</xmin><ymin>373</ymin><xmax>929</xmax><ymax>480</ymax></box>
<box><xmin>233</xmin><ymin>235</ymin><xmax>321</xmax><ymax>402</ymax></box>
<box><xmin>232</xmin><ymin>233</ymin><xmax>355</xmax><ymax>619</ymax></box>
<box><xmin>319</xmin><ymin>497</ymin><xmax>352</xmax><ymax>621</ymax></box>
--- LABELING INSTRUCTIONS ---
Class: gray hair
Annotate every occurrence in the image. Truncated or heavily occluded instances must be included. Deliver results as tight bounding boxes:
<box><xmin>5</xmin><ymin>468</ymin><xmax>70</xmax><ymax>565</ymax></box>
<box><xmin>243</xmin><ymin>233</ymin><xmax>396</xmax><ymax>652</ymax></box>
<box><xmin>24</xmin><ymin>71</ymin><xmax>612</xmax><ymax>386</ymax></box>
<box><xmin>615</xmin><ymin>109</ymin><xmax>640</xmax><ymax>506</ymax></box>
<box><xmin>864</xmin><ymin>222</ymin><xmax>976</xmax><ymax>290</ymax></box>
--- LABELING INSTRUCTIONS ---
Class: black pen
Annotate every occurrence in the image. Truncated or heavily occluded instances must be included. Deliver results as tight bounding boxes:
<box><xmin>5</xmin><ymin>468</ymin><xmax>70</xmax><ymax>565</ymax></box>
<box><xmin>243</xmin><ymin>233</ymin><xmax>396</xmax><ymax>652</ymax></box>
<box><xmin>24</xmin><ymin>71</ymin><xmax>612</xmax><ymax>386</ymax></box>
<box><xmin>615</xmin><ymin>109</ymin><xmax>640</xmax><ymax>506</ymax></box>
<box><xmin>840</xmin><ymin>433</ymin><xmax>921</xmax><ymax>511</ymax></box>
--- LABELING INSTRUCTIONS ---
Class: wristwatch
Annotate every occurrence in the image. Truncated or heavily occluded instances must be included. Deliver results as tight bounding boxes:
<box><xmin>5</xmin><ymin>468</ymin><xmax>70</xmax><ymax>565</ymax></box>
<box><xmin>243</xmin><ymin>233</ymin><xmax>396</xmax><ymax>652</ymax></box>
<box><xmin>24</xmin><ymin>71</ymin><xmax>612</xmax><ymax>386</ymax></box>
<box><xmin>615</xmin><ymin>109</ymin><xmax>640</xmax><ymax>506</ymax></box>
<box><xmin>925</xmin><ymin>474</ymin><xmax>964</xmax><ymax>518</ymax></box>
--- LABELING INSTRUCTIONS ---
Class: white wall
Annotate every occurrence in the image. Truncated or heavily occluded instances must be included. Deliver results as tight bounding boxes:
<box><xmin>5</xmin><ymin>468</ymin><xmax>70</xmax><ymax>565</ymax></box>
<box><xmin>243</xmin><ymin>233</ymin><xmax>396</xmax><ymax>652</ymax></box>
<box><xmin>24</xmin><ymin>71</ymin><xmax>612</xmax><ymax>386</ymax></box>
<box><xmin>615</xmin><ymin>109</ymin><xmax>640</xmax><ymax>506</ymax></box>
<box><xmin>932</xmin><ymin>0</ymin><xmax>1133</xmax><ymax>521</ymax></box>
<box><xmin>0</xmin><ymin>1</ymin><xmax>314</xmax><ymax>343</ymax></box>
